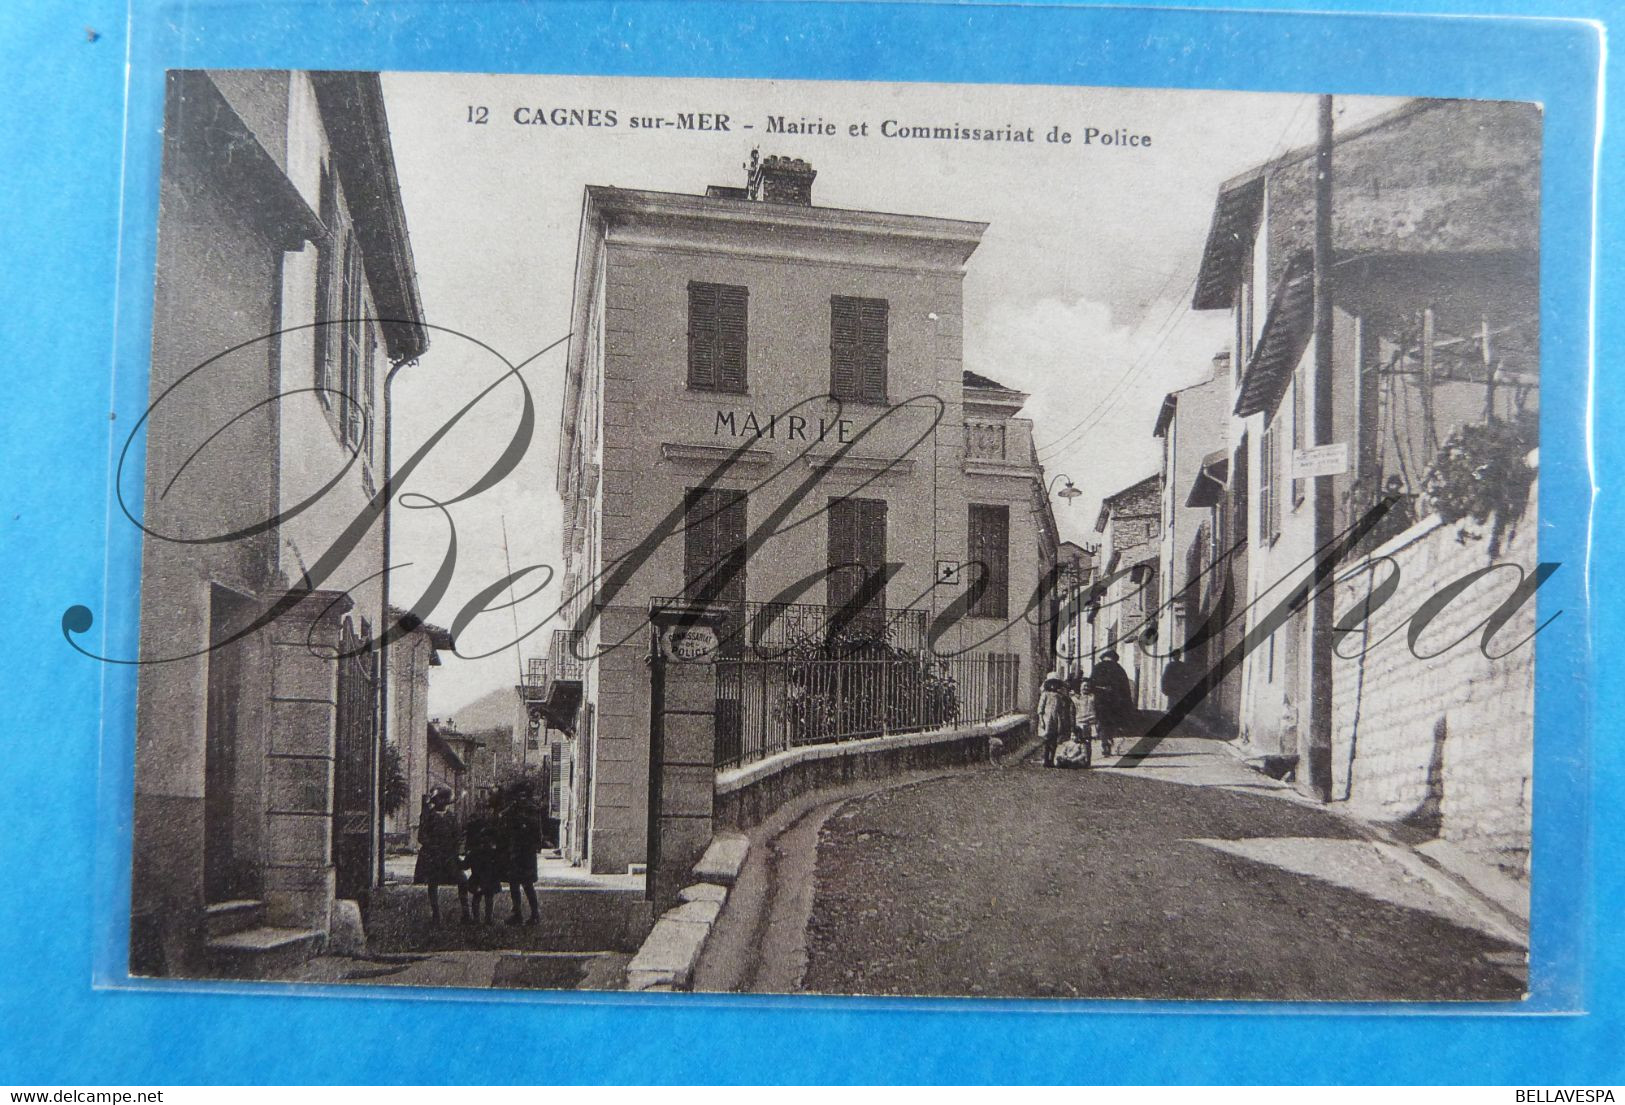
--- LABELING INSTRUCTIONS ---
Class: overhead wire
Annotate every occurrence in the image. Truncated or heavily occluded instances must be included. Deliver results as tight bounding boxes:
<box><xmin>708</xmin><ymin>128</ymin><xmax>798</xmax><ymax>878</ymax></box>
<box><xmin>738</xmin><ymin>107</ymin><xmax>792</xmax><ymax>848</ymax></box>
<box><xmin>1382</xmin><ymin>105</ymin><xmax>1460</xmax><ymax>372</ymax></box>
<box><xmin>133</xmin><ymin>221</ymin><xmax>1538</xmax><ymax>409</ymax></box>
<box><xmin>1033</xmin><ymin>93</ymin><xmax>1322</xmax><ymax>466</ymax></box>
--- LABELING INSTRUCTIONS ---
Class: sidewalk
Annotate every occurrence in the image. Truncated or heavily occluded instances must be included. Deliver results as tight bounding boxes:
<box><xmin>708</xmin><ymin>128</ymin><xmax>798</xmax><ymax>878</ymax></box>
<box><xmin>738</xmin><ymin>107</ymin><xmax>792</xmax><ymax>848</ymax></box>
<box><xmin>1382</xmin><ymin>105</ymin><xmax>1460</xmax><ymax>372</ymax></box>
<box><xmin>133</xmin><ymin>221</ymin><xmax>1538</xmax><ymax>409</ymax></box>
<box><xmin>1101</xmin><ymin>735</ymin><xmax>1529</xmax><ymax>950</ymax></box>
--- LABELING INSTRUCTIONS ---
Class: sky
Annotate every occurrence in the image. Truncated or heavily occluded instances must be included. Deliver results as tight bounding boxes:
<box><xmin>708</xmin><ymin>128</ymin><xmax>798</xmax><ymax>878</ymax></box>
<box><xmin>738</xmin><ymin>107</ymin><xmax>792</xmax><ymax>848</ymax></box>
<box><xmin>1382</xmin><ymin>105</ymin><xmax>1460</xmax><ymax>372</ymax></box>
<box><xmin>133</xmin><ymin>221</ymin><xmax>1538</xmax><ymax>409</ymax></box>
<box><xmin>376</xmin><ymin>72</ymin><xmax>1408</xmax><ymax>715</ymax></box>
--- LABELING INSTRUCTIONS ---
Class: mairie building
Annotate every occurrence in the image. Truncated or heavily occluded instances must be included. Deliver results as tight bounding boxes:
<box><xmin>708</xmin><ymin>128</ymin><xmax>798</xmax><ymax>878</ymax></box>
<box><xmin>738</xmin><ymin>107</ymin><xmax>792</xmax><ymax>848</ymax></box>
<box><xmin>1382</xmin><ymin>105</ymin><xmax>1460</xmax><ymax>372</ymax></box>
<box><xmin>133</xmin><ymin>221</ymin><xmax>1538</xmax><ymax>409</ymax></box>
<box><xmin>540</xmin><ymin>155</ymin><xmax>1059</xmax><ymax>874</ymax></box>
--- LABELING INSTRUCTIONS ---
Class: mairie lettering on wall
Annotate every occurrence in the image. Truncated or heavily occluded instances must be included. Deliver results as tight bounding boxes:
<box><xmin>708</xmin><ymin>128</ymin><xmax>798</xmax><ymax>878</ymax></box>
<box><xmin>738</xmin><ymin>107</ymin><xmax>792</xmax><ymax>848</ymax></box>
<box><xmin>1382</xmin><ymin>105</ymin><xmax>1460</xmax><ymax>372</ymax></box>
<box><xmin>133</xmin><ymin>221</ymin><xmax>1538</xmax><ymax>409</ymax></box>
<box><xmin>714</xmin><ymin>409</ymin><xmax>854</xmax><ymax>444</ymax></box>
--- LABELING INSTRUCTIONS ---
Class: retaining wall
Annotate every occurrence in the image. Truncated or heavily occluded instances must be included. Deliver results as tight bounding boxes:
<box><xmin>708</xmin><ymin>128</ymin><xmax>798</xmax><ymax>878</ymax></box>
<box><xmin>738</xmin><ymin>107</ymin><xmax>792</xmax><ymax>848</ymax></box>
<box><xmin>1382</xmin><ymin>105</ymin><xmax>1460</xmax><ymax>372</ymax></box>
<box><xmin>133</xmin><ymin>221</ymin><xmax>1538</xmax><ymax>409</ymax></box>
<box><xmin>713</xmin><ymin>714</ymin><xmax>1032</xmax><ymax>830</ymax></box>
<box><xmin>1330</xmin><ymin>482</ymin><xmax>1538</xmax><ymax>880</ymax></box>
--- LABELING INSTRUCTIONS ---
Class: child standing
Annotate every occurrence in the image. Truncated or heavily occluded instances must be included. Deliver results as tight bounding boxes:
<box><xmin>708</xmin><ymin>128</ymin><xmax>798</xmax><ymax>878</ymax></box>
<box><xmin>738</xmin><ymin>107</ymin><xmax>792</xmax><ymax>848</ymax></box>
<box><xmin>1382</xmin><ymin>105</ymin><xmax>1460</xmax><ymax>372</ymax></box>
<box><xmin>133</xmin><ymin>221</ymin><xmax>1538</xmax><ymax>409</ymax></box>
<box><xmin>461</xmin><ymin>791</ymin><xmax>504</xmax><ymax>925</ymax></box>
<box><xmin>413</xmin><ymin>785</ymin><xmax>468</xmax><ymax>924</ymax></box>
<box><xmin>500</xmin><ymin>781</ymin><xmax>543</xmax><ymax>926</ymax></box>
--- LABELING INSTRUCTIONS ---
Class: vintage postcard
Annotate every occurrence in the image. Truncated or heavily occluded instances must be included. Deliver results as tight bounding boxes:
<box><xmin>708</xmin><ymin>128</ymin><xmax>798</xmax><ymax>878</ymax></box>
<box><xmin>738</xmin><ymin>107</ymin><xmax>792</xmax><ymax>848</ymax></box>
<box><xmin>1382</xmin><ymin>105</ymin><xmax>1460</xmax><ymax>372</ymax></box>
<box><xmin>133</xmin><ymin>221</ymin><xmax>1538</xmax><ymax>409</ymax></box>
<box><xmin>121</xmin><ymin>70</ymin><xmax>1541</xmax><ymax>999</ymax></box>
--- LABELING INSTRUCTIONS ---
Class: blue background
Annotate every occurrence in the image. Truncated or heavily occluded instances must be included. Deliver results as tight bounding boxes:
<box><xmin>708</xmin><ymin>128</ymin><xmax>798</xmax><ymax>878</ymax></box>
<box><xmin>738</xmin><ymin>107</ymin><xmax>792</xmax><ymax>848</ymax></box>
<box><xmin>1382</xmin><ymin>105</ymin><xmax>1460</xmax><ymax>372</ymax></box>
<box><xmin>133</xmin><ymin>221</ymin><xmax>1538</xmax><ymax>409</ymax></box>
<box><xmin>1</xmin><ymin>0</ymin><xmax>1617</xmax><ymax>1084</ymax></box>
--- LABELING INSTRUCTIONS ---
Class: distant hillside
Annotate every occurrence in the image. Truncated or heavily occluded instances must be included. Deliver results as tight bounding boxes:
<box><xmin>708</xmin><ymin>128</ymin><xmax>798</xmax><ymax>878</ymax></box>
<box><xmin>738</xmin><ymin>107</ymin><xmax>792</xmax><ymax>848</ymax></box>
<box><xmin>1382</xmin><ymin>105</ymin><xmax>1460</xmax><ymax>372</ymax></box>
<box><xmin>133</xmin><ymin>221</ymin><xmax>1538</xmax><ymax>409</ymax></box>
<box><xmin>441</xmin><ymin>684</ymin><xmax>522</xmax><ymax>734</ymax></box>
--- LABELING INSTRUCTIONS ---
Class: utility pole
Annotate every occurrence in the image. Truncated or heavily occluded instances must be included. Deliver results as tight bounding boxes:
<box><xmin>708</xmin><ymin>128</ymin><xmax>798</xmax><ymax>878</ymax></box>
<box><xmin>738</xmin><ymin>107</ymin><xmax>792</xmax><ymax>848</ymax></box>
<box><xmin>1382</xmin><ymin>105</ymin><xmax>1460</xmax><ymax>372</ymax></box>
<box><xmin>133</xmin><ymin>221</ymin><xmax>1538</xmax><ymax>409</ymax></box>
<box><xmin>1308</xmin><ymin>94</ymin><xmax>1336</xmax><ymax>799</ymax></box>
<box><xmin>501</xmin><ymin>514</ymin><xmax>528</xmax><ymax>772</ymax></box>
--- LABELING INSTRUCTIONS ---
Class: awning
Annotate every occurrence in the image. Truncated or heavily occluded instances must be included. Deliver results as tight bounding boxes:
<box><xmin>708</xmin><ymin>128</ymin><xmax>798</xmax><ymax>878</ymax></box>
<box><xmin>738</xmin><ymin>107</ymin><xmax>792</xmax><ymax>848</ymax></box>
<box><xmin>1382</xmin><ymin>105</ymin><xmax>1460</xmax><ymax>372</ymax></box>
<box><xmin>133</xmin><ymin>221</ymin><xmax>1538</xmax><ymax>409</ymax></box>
<box><xmin>1235</xmin><ymin>251</ymin><xmax>1315</xmax><ymax>418</ymax></box>
<box><xmin>1193</xmin><ymin>176</ymin><xmax>1266</xmax><ymax>311</ymax></box>
<box><xmin>1152</xmin><ymin>393</ymin><xmax>1178</xmax><ymax>438</ymax></box>
<box><xmin>1186</xmin><ymin>449</ymin><xmax>1230</xmax><ymax>508</ymax></box>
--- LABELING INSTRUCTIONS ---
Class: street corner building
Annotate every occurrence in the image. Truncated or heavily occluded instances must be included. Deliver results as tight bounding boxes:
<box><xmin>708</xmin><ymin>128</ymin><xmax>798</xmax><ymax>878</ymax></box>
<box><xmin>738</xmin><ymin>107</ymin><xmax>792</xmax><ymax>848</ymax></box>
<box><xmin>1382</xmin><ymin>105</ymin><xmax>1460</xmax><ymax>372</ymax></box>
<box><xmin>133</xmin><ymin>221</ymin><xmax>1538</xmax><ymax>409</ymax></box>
<box><xmin>130</xmin><ymin>70</ymin><xmax>428</xmax><ymax>978</ymax></box>
<box><xmin>1173</xmin><ymin>98</ymin><xmax>1541</xmax><ymax>881</ymax></box>
<box><xmin>537</xmin><ymin>154</ymin><xmax>1061</xmax><ymax>877</ymax></box>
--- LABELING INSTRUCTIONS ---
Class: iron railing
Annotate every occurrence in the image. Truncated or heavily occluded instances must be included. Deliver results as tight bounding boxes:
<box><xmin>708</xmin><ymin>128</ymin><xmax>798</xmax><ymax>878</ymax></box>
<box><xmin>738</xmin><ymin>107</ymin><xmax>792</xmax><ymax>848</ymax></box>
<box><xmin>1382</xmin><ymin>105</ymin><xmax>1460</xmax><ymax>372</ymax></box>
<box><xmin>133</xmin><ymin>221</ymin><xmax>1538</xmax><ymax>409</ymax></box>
<box><xmin>548</xmin><ymin>627</ymin><xmax>584</xmax><ymax>682</ymax></box>
<box><xmin>652</xmin><ymin>597</ymin><xmax>929</xmax><ymax>659</ymax></box>
<box><xmin>715</xmin><ymin>651</ymin><xmax>1021</xmax><ymax>770</ymax></box>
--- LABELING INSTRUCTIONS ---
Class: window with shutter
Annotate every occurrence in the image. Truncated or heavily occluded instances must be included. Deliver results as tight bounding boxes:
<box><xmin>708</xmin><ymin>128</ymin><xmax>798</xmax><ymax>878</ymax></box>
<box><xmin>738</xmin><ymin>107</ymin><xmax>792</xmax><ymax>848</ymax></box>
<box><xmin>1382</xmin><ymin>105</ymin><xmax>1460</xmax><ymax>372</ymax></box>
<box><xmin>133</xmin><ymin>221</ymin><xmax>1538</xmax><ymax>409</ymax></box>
<box><xmin>967</xmin><ymin>504</ymin><xmax>1010</xmax><ymax>619</ymax></box>
<box><xmin>340</xmin><ymin>237</ymin><xmax>365</xmax><ymax>450</ymax></box>
<box><xmin>827</xmin><ymin>497</ymin><xmax>888</xmax><ymax>621</ymax></box>
<box><xmin>1260</xmin><ymin>420</ymin><xmax>1279</xmax><ymax>543</ymax></box>
<box><xmin>314</xmin><ymin>170</ymin><xmax>337</xmax><ymax>407</ymax></box>
<box><xmin>1232</xmin><ymin>433</ymin><xmax>1249</xmax><ymax>547</ymax></box>
<box><xmin>684</xmin><ymin>488</ymin><xmax>748</xmax><ymax>607</ymax></box>
<box><xmin>363</xmin><ymin>319</ymin><xmax>376</xmax><ymax>463</ymax></box>
<box><xmin>830</xmin><ymin>296</ymin><xmax>887</xmax><ymax>403</ymax></box>
<box><xmin>549</xmin><ymin>743</ymin><xmax>564</xmax><ymax>818</ymax></box>
<box><xmin>688</xmin><ymin>282</ymin><xmax>748</xmax><ymax>392</ymax></box>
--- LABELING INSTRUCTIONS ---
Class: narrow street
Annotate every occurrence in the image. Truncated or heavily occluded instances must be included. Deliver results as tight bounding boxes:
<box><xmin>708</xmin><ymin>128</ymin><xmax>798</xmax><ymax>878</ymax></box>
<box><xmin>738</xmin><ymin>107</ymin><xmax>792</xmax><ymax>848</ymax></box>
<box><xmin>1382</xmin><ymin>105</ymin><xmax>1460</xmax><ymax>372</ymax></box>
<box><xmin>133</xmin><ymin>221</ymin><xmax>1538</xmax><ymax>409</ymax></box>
<box><xmin>784</xmin><ymin>737</ymin><xmax>1526</xmax><ymax>1001</ymax></box>
<box><xmin>265</xmin><ymin>856</ymin><xmax>646</xmax><ymax>991</ymax></box>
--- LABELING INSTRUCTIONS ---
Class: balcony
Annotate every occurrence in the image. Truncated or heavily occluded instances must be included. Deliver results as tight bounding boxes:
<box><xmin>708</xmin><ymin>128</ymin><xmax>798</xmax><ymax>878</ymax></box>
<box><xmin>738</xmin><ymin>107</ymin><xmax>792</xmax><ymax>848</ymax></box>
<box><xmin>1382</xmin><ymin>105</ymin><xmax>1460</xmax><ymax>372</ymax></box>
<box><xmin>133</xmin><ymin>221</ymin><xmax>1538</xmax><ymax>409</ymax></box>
<box><xmin>517</xmin><ymin>629</ymin><xmax>586</xmax><ymax>735</ymax></box>
<box><xmin>548</xmin><ymin>627</ymin><xmax>585</xmax><ymax>683</ymax></box>
<box><xmin>964</xmin><ymin>418</ymin><xmax>1008</xmax><ymax>461</ymax></box>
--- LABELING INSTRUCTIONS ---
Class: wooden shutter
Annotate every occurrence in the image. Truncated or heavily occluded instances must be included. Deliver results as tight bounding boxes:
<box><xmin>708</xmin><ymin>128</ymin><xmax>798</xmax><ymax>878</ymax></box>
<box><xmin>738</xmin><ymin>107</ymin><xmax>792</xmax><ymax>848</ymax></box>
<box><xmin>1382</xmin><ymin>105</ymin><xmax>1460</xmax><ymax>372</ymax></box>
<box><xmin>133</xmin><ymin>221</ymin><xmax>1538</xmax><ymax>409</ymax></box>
<box><xmin>858</xmin><ymin>299</ymin><xmax>888</xmax><ymax>402</ymax></box>
<box><xmin>828</xmin><ymin>498</ymin><xmax>886</xmax><ymax>620</ymax></box>
<box><xmin>1259</xmin><ymin>421</ymin><xmax>1276</xmax><ymax>542</ymax></box>
<box><xmin>685</xmin><ymin>488</ymin><xmax>747</xmax><ymax>605</ymax></box>
<box><xmin>827</xmin><ymin>497</ymin><xmax>854</xmax><ymax>612</ymax></box>
<box><xmin>363</xmin><ymin>320</ymin><xmax>376</xmax><ymax>462</ymax></box>
<box><xmin>549</xmin><ymin>742</ymin><xmax>564</xmax><ymax>817</ymax></box>
<box><xmin>968</xmin><ymin>505</ymin><xmax>1010</xmax><ymax>619</ymax></box>
<box><xmin>685</xmin><ymin>488</ymin><xmax>717</xmax><ymax>598</ymax></box>
<box><xmin>689</xmin><ymin>282</ymin><xmax>747</xmax><ymax>392</ymax></box>
<box><xmin>830</xmin><ymin>297</ymin><xmax>860</xmax><ymax>399</ymax></box>
<box><xmin>1291</xmin><ymin>368</ymin><xmax>1305</xmax><ymax>506</ymax></box>
<box><xmin>342</xmin><ymin>236</ymin><xmax>365</xmax><ymax>447</ymax></box>
<box><xmin>688</xmin><ymin>283</ymin><xmax>719</xmax><ymax>390</ymax></box>
<box><xmin>830</xmin><ymin>296</ymin><xmax>888</xmax><ymax>402</ymax></box>
<box><xmin>717</xmin><ymin>284</ymin><xmax>747</xmax><ymax>392</ymax></box>
<box><xmin>857</xmin><ymin>499</ymin><xmax>887</xmax><ymax>612</ymax></box>
<box><xmin>315</xmin><ymin>170</ymin><xmax>336</xmax><ymax>405</ymax></box>
<box><xmin>718</xmin><ymin>490</ymin><xmax>747</xmax><ymax>604</ymax></box>
<box><xmin>1232</xmin><ymin>433</ymin><xmax>1249</xmax><ymax>546</ymax></box>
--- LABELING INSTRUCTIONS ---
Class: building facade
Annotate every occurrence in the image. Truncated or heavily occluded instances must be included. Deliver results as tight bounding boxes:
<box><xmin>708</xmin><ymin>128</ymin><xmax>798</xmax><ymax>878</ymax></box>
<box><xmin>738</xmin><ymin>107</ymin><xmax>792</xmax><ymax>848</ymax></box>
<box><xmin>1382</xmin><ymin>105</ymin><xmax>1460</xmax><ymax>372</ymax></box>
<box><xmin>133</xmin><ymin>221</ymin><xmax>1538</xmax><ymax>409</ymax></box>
<box><xmin>1092</xmin><ymin>474</ymin><xmax>1163</xmax><ymax>708</ymax></box>
<box><xmin>1052</xmin><ymin>539</ymin><xmax>1098</xmax><ymax>684</ymax></box>
<box><xmin>384</xmin><ymin>613</ymin><xmax>454</xmax><ymax>848</ymax></box>
<box><xmin>131</xmin><ymin>70</ymin><xmax>426</xmax><ymax>976</ymax></box>
<box><xmin>1152</xmin><ymin>354</ymin><xmax>1237</xmax><ymax>730</ymax></box>
<box><xmin>1190</xmin><ymin>97</ymin><xmax>1540</xmax><ymax>792</ymax></box>
<box><xmin>549</xmin><ymin>156</ymin><xmax>1058</xmax><ymax>873</ymax></box>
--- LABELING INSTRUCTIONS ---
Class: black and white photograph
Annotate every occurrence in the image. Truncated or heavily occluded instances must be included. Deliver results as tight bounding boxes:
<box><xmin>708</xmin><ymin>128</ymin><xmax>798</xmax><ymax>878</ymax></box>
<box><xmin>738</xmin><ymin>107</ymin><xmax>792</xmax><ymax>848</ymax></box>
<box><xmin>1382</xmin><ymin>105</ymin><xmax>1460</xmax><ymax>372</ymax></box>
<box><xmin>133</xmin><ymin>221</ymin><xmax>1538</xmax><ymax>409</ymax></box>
<box><xmin>126</xmin><ymin>70</ymin><xmax>1542</xmax><ymax>1000</ymax></box>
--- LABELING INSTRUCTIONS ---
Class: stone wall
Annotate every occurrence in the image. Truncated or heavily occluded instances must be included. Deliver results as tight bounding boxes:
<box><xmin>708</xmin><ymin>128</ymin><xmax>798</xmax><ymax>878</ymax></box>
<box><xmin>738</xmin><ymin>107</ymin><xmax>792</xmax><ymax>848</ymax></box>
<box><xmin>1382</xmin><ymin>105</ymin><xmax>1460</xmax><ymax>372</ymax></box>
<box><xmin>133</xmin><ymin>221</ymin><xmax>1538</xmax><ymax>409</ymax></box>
<box><xmin>714</xmin><ymin>715</ymin><xmax>1032</xmax><ymax>831</ymax></box>
<box><xmin>1330</xmin><ymin>480</ymin><xmax>1539</xmax><ymax>880</ymax></box>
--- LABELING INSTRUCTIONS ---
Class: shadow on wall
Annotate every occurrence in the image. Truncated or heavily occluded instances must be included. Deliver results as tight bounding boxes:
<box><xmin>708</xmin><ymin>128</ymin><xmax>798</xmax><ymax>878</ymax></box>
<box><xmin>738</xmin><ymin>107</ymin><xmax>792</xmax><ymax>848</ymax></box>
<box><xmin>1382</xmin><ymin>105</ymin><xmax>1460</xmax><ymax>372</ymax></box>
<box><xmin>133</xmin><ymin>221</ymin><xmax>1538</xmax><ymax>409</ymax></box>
<box><xmin>1400</xmin><ymin>716</ymin><xmax>1448</xmax><ymax>839</ymax></box>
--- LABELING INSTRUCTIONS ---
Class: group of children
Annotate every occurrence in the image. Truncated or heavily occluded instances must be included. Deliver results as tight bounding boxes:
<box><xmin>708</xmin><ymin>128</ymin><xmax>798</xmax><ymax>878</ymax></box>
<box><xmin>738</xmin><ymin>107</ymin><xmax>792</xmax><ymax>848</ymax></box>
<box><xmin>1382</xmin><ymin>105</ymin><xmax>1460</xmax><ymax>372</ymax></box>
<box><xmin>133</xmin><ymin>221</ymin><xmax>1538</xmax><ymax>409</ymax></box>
<box><xmin>413</xmin><ymin>780</ymin><xmax>545</xmax><ymax>926</ymax></box>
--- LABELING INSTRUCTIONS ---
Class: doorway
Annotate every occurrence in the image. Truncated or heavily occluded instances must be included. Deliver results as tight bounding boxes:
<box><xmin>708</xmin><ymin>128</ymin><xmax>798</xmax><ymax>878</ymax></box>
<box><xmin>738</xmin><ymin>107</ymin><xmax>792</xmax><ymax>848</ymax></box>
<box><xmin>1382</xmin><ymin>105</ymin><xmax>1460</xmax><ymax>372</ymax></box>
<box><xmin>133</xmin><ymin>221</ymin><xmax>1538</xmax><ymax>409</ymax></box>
<box><xmin>204</xmin><ymin>584</ymin><xmax>257</xmax><ymax>904</ymax></box>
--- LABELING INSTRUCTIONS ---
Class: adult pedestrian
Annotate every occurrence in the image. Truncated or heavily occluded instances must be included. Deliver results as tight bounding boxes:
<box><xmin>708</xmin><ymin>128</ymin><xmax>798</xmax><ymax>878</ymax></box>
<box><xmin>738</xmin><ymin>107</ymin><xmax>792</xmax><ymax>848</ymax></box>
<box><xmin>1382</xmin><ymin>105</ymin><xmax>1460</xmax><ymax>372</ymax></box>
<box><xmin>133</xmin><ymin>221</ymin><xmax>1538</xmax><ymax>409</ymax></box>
<box><xmin>1036</xmin><ymin>669</ymin><xmax>1077</xmax><ymax>768</ymax></box>
<box><xmin>1161</xmin><ymin>648</ymin><xmax>1200</xmax><ymax>710</ymax></box>
<box><xmin>413</xmin><ymin>784</ymin><xmax>468</xmax><ymax>924</ymax></box>
<box><xmin>1089</xmin><ymin>649</ymin><xmax>1137</xmax><ymax>755</ymax></box>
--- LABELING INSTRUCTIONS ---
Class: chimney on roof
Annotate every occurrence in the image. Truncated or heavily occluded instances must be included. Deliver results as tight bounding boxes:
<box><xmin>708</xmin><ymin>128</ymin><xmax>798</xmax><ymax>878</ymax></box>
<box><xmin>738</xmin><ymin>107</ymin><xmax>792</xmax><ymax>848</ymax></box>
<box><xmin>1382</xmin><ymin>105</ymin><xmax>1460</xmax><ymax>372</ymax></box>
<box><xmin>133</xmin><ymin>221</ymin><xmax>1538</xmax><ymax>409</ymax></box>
<box><xmin>756</xmin><ymin>155</ymin><xmax>816</xmax><ymax>205</ymax></box>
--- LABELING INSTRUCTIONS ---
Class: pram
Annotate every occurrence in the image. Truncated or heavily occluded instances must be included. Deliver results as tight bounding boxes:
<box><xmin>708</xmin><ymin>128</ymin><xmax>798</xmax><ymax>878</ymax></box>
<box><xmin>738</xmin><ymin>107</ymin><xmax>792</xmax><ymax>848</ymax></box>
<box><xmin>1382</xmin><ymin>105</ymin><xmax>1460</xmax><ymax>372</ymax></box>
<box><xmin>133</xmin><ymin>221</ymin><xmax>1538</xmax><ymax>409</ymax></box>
<box><xmin>1053</xmin><ymin>691</ymin><xmax>1099</xmax><ymax>768</ymax></box>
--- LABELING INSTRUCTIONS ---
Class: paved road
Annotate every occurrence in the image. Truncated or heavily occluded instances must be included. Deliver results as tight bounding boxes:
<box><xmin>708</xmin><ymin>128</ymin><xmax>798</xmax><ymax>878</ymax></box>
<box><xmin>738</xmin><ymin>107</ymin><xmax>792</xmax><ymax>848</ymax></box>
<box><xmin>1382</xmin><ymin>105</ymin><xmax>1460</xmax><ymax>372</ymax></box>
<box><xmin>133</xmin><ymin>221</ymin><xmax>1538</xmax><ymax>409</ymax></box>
<box><xmin>799</xmin><ymin>739</ymin><xmax>1526</xmax><ymax>1001</ymax></box>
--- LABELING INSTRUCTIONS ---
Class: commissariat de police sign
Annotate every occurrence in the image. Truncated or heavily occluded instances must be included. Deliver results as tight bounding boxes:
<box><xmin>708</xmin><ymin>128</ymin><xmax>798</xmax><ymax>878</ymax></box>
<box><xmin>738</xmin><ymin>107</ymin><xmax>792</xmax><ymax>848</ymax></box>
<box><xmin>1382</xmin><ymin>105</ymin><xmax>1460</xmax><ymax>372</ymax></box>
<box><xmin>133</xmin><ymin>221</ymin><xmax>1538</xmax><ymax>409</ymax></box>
<box><xmin>659</xmin><ymin>623</ymin><xmax>720</xmax><ymax>662</ymax></box>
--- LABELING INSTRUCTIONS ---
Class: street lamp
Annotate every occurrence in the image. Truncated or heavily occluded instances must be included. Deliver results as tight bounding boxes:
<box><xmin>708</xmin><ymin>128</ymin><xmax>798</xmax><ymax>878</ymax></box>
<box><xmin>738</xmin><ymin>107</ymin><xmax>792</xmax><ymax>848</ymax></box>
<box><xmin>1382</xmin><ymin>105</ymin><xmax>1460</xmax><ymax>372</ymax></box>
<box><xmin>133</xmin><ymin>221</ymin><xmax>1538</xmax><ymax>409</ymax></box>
<box><xmin>1049</xmin><ymin>473</ymin><xmax>1083</xmax><ymax>505</ymax></box>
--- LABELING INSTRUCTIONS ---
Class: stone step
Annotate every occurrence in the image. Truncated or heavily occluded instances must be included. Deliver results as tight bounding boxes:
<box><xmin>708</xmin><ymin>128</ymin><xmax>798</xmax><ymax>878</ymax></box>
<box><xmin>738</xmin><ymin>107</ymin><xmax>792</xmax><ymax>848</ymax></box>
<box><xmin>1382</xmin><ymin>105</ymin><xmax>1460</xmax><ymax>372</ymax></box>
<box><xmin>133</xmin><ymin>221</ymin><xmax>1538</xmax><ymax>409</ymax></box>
<box><xmin>203</xmin><ymin>899</ymin><xmax>266</xmax><ymax>940</ymax></box>
<box><xmin>206</xmin><ymin>925</ymin><xmax>324</xmax><ymax>979</ymax></box>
